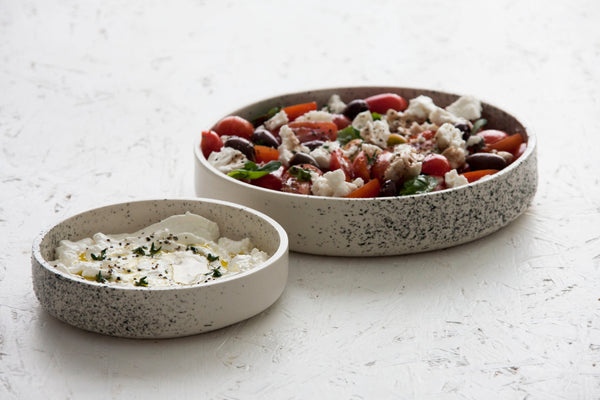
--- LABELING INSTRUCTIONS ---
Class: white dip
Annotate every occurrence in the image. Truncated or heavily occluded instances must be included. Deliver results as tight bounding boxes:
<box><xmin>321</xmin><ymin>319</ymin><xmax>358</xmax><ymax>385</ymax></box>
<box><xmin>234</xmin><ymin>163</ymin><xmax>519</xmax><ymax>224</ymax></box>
<box><xmin>50</xmin><ymin>212</ymin><xmax>269</xmax><ymax>287</ymax></box>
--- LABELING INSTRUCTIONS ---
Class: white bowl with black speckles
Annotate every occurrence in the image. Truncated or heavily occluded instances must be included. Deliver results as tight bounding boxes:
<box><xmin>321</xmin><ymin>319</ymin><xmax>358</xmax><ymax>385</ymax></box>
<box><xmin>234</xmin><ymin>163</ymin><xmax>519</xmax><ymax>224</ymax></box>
<box><xmin>194</xmin><ymin>86</ymin><xmax>538</xmax><ymax>257</ymax></box>
<box><xmin>32</xmin><ymin>198</ymin><xmax>289</xmax><ymax>339</ymax></box>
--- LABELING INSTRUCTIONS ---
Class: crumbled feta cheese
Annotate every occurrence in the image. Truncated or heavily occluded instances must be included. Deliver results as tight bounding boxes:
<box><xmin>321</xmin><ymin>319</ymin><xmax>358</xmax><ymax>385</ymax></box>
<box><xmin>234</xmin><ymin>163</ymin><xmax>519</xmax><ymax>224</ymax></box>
<box><xmin>310</xmin><ymin>169</ymin><xmax>363</xmax><ymax>197</ymax></box>
<box><xmin>444</xmin><ymin>169</ymin><xmax>468</xmax><ymax>188</ymax></box>
<box><xmin>310</xmin><ymin>140</ymin><xmax>339</xmax><ymax>170</ymax></box>
<box><xmin>360</xmin><ymin>119</ymin><xmax>391</xmax><ymax>148</ymax></box>
<box><xmin>352</xmin><ymin>110</ymin><xmax>373</xmax><ymax>130</ymax></box>
<box><xmin>295</xmin><ymin>110</ymin><xmax>334</xmax><ymax>123</ymax></box>
<box><xmin>327</xmin><ymin>94</ymin><xmax>346</xmax><ymax>114</ymax></box>
<box><xmin>208</xmin><ymin>147</ymin><xmax>247</xmax><ymax>173</ymax></box>
<box><xmin>384</xmin><ymin>144</ymin><xmax>423</xmax><ymax>183</ymax></box>
<box><xmin>435</xmin><ymin>123</ymin><xmax>466</xmax><ymax>151</ymax></box>
<box><xmin>360</xmin><ymin>143</ymin><xmax>383</xmax><ymax>158</ymax></box>
<box><xmin>466</xmin><ymin>135</ymin><xmax>484</xmax><ymax>148</ymax></box>
<box><xmin>429</xmin><ymin>107</ymin><xmax>464</xmax><ymax>126</ymax></box>
<box><xmin>278</xmin><ymin>125</ymin><xmax>309</xmax><ymax>166</ymax></box>
<box><xmin>441</xmin><ymin>146</ymin><xmax>467</xmax><ymax>169</ymax></box>
<box><xmin>264</xmin><ymin>109</ymin><xmax>289</xmax><ymax>131</ymax></box>
<box><xmin>403</xmin><ymin>95</ymin><xmax>437</xmax><ymax>121</ymax></box>
<box><xmin>446</xmin><ymin>95</ymin><xmax>482</xmax><ymax>120</ymax></box>
<box><xmin>341</xmin><ymin>139</ymin><xmax>363</xmax><ymax>160</ymax></box>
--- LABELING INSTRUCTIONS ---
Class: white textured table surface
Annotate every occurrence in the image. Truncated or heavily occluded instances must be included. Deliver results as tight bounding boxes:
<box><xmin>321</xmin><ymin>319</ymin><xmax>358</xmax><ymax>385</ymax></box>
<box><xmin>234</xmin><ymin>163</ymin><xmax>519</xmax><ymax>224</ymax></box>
<box><xmin>2</xmin><ymin>1</ymin><xmax>600</xmax><ymax>399</ymax></box>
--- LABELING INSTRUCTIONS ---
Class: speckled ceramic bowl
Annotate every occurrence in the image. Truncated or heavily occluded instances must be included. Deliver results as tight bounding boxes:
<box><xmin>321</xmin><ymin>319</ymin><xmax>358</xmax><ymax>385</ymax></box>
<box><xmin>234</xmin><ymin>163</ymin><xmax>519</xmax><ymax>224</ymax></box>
<box><xmin>32</xmin><ymin>198</ymin><xmax>288</xmax><ymax>339</ymax></box>
<box><xmin>194</xmin><ymin>86</ymin><xmax>537</xmax><ymax>256</ymax></box>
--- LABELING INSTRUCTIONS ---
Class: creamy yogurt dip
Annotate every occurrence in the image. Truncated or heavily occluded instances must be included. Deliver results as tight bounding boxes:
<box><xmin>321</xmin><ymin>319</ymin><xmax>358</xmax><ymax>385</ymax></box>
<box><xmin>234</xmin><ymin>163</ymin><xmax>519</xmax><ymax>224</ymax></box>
<box><xmin>50</xmin><ymin>212</ymin><xmax>269</xmax><ymax>287</ymax></box>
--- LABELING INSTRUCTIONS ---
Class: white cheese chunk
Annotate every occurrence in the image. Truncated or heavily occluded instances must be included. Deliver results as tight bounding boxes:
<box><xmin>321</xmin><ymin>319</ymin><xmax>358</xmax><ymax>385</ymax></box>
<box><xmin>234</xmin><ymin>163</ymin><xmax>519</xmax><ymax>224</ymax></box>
<box><xmin>446</xmin><ymin>95</ymin><xmax>482</xmax><ymax>120</ymax></box>
<box><xmin>444</xmin><ymin>169</ymin><xmax>469</xmax><ymax>188</ymax></box>
<box><xmin>310</xmin><ymin>169</ymin><xmax>363</xmax><ymax>197</ymax></box>
<box><xmin>264</xmin><ymin>109</ymin><xmax>289</xmax><ymax>131</ymax></box>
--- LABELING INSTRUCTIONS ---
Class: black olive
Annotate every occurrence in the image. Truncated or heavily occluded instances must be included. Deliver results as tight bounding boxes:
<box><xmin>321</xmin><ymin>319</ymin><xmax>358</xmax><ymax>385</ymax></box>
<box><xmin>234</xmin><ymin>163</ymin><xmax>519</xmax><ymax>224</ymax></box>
<box><xmin>303</xmin><ymin>140</ymin><xmax>325</xmax><ymax>150</ymax></box>
<box><xmin>454</xmin><ymin>123</ymin><xmax>471</xmax><ymax>140</ymax></box>
<box><xmin>289</xmin><ymin>152</ymin><xmax>320</xmax><ymax>168</ymax></box>
<box><xmin>251</xmin><ymin>128</ymin><xmax>280</xmax><ymax>148</ymax></box>
<box><xmin>466</xmin><ymin>153</ymin><xmax>507</xmax><ymax>171</ymax></box>
<box><xmin>343</xmin><ymin>99</ymin><xmax>369</xmax><ymax>120</ymax></box>
<box><xmin>224</xmin><ymin>136</ymin><xmax>255</xmax><ymax>161</ymax></box>
<box><xmin>379</xmin><ymin>180</ymin><xmax>397</xmax><ymax>197</ymax></box>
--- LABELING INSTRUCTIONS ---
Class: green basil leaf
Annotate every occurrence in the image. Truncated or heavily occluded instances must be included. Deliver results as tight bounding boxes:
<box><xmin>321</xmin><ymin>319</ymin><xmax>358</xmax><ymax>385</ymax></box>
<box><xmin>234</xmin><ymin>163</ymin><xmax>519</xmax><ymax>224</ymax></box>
<box><xmin>337</xmin><ymin>126</ymin><xmax>361</xmax><ymax>146</ymax></box>
<box><xmin>399</xmin><ymin>175</ymin><xmax>439</xmax><ymax>196</ymax></box>
<box><xmin>227</xmin><ymin>161</ymin><xmax>282</xmax><ymax>180</ymax></box>
<box><xmin>251</xmin><ymin>106</ymin><xmax>282</xmax><ymax>126</ymax></box>
<box><xmin>288</xmin><ymin>165</ymin><xmax>312</xmax><ymax>182</ymax></box>
<box><xmin>371</xmin><ymin>112</ymin><xmax>382</xmax><ymax>121</ymax></box>
<box><xmin>471</xmin><ymin>118</ymin><xmax>487</xmax><ymax>135</ymax></box>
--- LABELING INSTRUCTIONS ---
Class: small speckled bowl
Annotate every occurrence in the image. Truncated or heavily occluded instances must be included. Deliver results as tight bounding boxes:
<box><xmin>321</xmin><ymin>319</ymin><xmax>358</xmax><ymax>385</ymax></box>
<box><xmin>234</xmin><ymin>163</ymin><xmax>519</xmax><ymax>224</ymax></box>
<box><xmin>194</xmin><ymin>86</ymin><xmax>537</xmax><ymax>256</ymax></box>
<box><xmin>32</xmin><ymin>198</ymin><xmax>288</xmax><ymax>339</ymax></box>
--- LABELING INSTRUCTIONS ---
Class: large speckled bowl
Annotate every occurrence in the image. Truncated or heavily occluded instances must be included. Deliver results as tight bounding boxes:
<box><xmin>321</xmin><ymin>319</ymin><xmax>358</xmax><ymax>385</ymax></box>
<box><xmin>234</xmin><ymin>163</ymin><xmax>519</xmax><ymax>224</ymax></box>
<box><xmin>32</xmin><ymin>198</ymin><xmax>288</xmax><ymax>338</ymax></box>
<box><xmin>194</xmin><ymin>86</ymin><xmax>537</xmax><ymax>256</ymax></box>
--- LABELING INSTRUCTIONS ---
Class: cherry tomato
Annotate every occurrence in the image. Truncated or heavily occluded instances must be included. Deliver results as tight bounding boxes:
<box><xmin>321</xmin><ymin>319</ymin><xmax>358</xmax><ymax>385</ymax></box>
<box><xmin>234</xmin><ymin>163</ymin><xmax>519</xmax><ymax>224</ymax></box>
<box><xmin>200</xmin><ymin>130</ymin><xmax>223</xmax><ymax>159</ymax></box>
<box><xmin>281</xmin><ymin>164</ymin><xmax>321</xmax><ymax>194</ymax></box>
<box><xmin>351</xmin><ymin>150</ymin><xmax>371</xmax><ymax>181</ymax></box>
<box><xmin>251</xmin><ymin>166</ymin><xmax>285</xmax><ymax>191</ymax></box>
<box><xmin>370</xmin><ymin>151</ymin><xmax>393</xmax><ymax>182</ymax></box>
<box><xmin>329</xmin><ymin>149</ymin><xmax>352</xmax><ymax>181</ymax></box>
<box><xmin>288</xmin><ymin>121</ymin><xmax>338</xmax><ymax>143</ymax></box>
<box><xmin>460</xmin><ymin>169</ymin><xmax>499</xmax><ymax>183</ymax></box>
<box><xmin>364</xmin><ymin>93</ymin><xmax>408</xmax><ymax>113</ymax></box>
<box><xmin>332</xmin><ymin>114</ymin><xmax>351</xmax><ymax>130</ymax></box>
<box><xmin>213</xmin><ymin>116</ymin><xmax>254</xmax><ymax>139</ymax></box>
<box><xmin>421</xmin><ymin>154</ymin><xmax>451</xmax><ymax>176</ymax></box>
<box><xmin>254</xmin><ymin>145</ymin><xmax>280</xmax><ymax>163</ymax></box>
<box><xmin>282</xmin><ymin>102</ymin><xmax>317</xmax><ymax>122</ymax></box>
<box><xmin>476</xmin><ymin>129</ymin><xmax>509</xmax><ymax>145</ymax></box>
<box><xmin>346</xmin><ymin>178</ymin><xmax>381</xmax><ymax>198</ymax></box>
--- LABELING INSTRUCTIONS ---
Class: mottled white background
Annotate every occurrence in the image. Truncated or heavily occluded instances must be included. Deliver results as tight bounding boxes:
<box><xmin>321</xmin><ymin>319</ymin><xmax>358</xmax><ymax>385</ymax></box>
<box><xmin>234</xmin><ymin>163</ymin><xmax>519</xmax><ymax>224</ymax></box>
<box><xmin>2</xmin><ymin>0</ymin><xmax>600</xmax><ymax>399</ymax></box>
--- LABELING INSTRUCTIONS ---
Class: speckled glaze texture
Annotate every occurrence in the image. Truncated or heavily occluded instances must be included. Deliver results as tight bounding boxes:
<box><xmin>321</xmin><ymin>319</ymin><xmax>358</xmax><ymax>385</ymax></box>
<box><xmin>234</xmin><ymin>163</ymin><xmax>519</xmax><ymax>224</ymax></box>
<box><xmin>31</xmin><ymin>199</ymin><xmax>289</xmax><ymax>338</ymax></box>
<box><xmin>195</xmin><ymin>86</ymin><xmax>537</xmax><ymax>256</ymax></box>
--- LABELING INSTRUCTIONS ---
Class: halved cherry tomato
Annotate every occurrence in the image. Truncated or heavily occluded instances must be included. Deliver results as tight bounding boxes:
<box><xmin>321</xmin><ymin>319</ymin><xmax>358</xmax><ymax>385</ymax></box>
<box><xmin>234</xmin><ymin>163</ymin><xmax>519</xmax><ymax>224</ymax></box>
<box><xmin>477</xmin><ymin>129</ymin><xmax>509</xmax><ymax>145</ymax></box>
<box><xmin>346</xmin><ymin>178</ymin><xmax>381</xmax><ymax>198</ymax></box>
<box><xmin>332</xmin><ymin>114</ymin><xmax>351</xmax><ymax>130</ymax></box>
<box><xmin>460</xmin><ymin>169</ymin><xmax>499</xmax><ymax>183</ymax></box>
<box><xmin>370</xmin><ymin>151</ymin><xmax>393</xmax><ymax>182</ymax></box>
<box><xmin>288</xmin><ymin>121</ymin><xmax>338</xmax><ymax>143</ymax></box>
<box><xmin>254</xmin><ymin>145</ymin><xmax>280</xmax><ymax>163</ymax></box>
<box><xmin>329</xmin><ymin>149</ymin><xmax>353</xmax><ymax>181</ymax></box>
<box><xmin>251</xmin><ymin>166</ymin><xmax>285</xmax><ymax>191</ymax></box>
<box><xmin>351</xmin><ymin>150</ymin><xmax>371</xmax><ymax>181</ymax></box>
<box><xmin>200</xmin><ymin>130</ymin><xmax>223</xmax><ymax>159</ymax></box>
<box><xmin>213</xmin><ymin>116</ymin><xmax>254</xmax><ymax>139</ymax></box>
<box><xmin>421</xmin><ymin>154</ymin><xmax>451</xmax><ymax>176</ymax></box>
<box><xmin>364</xmin><ymin>93</ymin><xmax>408</xmax><ymax>113</ymax></box>
<box><xmin>281</xmin><ymin>164</ymin><xmax>321</xmax><ymax>194</ymax></box>
<box><xmin>282</xmin><ymin>102</ymin><xmax>317</xmax><ymax>122</ymax></box>
<box><xmin>487</xmin><ymin>133</ymin><xmax>524</xmax><ymax>154</ymax></box>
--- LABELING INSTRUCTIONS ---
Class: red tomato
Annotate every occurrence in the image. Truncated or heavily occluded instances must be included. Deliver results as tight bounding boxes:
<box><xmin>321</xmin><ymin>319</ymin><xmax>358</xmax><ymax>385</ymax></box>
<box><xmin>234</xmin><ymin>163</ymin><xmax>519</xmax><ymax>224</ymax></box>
<box><xmin>329</xmin><ymin>149</ymin><xmax>352</xmax><ymax>181</ymax></box>
<box><xmin>346</xmin><ymin>178</ymin><xmax>381</xmax><ymax>198</ymax></box>
<box><xmin>282</xmin><ymin>102</ymin><xmax>317</xmax><ymax>122</ymax></box>
<box><xmin>370</xmin><ymin>151</ymin><xmax>393</xmax><ymax>182</ymax></box>
<box><xmin>477</xmin><ymin>129</ymin><xmax>509</xmax><ymax>145</ymax></box>
<box><xmin>487</xmin><ymin>133</ymin><xmax>524</xmax><ymax>154</ymax></box>
<box><xmin>251</xmin><ymin>166</ymin><xmax>284</xmax><ymax>191</ymax></box>
<box><xmin>364</xmin><ymin>93</ymin><xmax>408</xmax><ymax>113</ymax></box>
<box><xmin>421</xmin><ymin>154</ymin><xmax>451</xmax><ymax>176</ymax></box>
<box><xmin>200</xmin><ymin>130</ymin><xmax>223</xmax><ymax>159</ymax></box>
<box><xmin>254</xmin><ymin>145</ymin><xmax>280</xmax><ymax>163</ymax></box>
<box><xmin>213</xmin><ymin>116</ymin><xmax>254</xmax><ymax>139</ymax></box>
<box><xmin>332</xmin><ymin>114</ymin><xmax>351</xmax><ymax>130</ymax></box>
<box><xmin>281</xmin><ymin>164</ymin><xmax>321</xmax><ymax>194</ymax></box>
<box><xmin>351</xmin><ymin>151</ymin><xmax>371</xmax><ymax>181</ymax></box>
<box><xmin>288</xmin><ymin>121</ymin><xmax>338</xmax><ymax>143</ymax></box>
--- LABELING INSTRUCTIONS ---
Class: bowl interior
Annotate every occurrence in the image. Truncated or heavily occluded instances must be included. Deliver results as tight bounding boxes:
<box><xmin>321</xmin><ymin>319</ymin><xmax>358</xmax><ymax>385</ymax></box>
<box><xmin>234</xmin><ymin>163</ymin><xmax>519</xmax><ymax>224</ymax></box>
<box><xmin>37</xmin><ymin>199</ymin><xmax>286</xmax><ymax>274</ymax></box>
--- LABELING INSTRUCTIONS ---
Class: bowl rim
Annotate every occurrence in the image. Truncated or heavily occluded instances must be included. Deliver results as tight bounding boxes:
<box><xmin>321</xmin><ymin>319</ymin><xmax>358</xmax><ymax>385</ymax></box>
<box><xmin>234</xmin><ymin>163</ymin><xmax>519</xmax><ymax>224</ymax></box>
<box><xmin>32</xmin><ymin>197</ymin><xmax>289</xmax><ymax>292</ymax></box>
<box><xmin>194</xmin><ymin>85</ymin><xmax>536</xmax><ymax>202</ymax></box>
